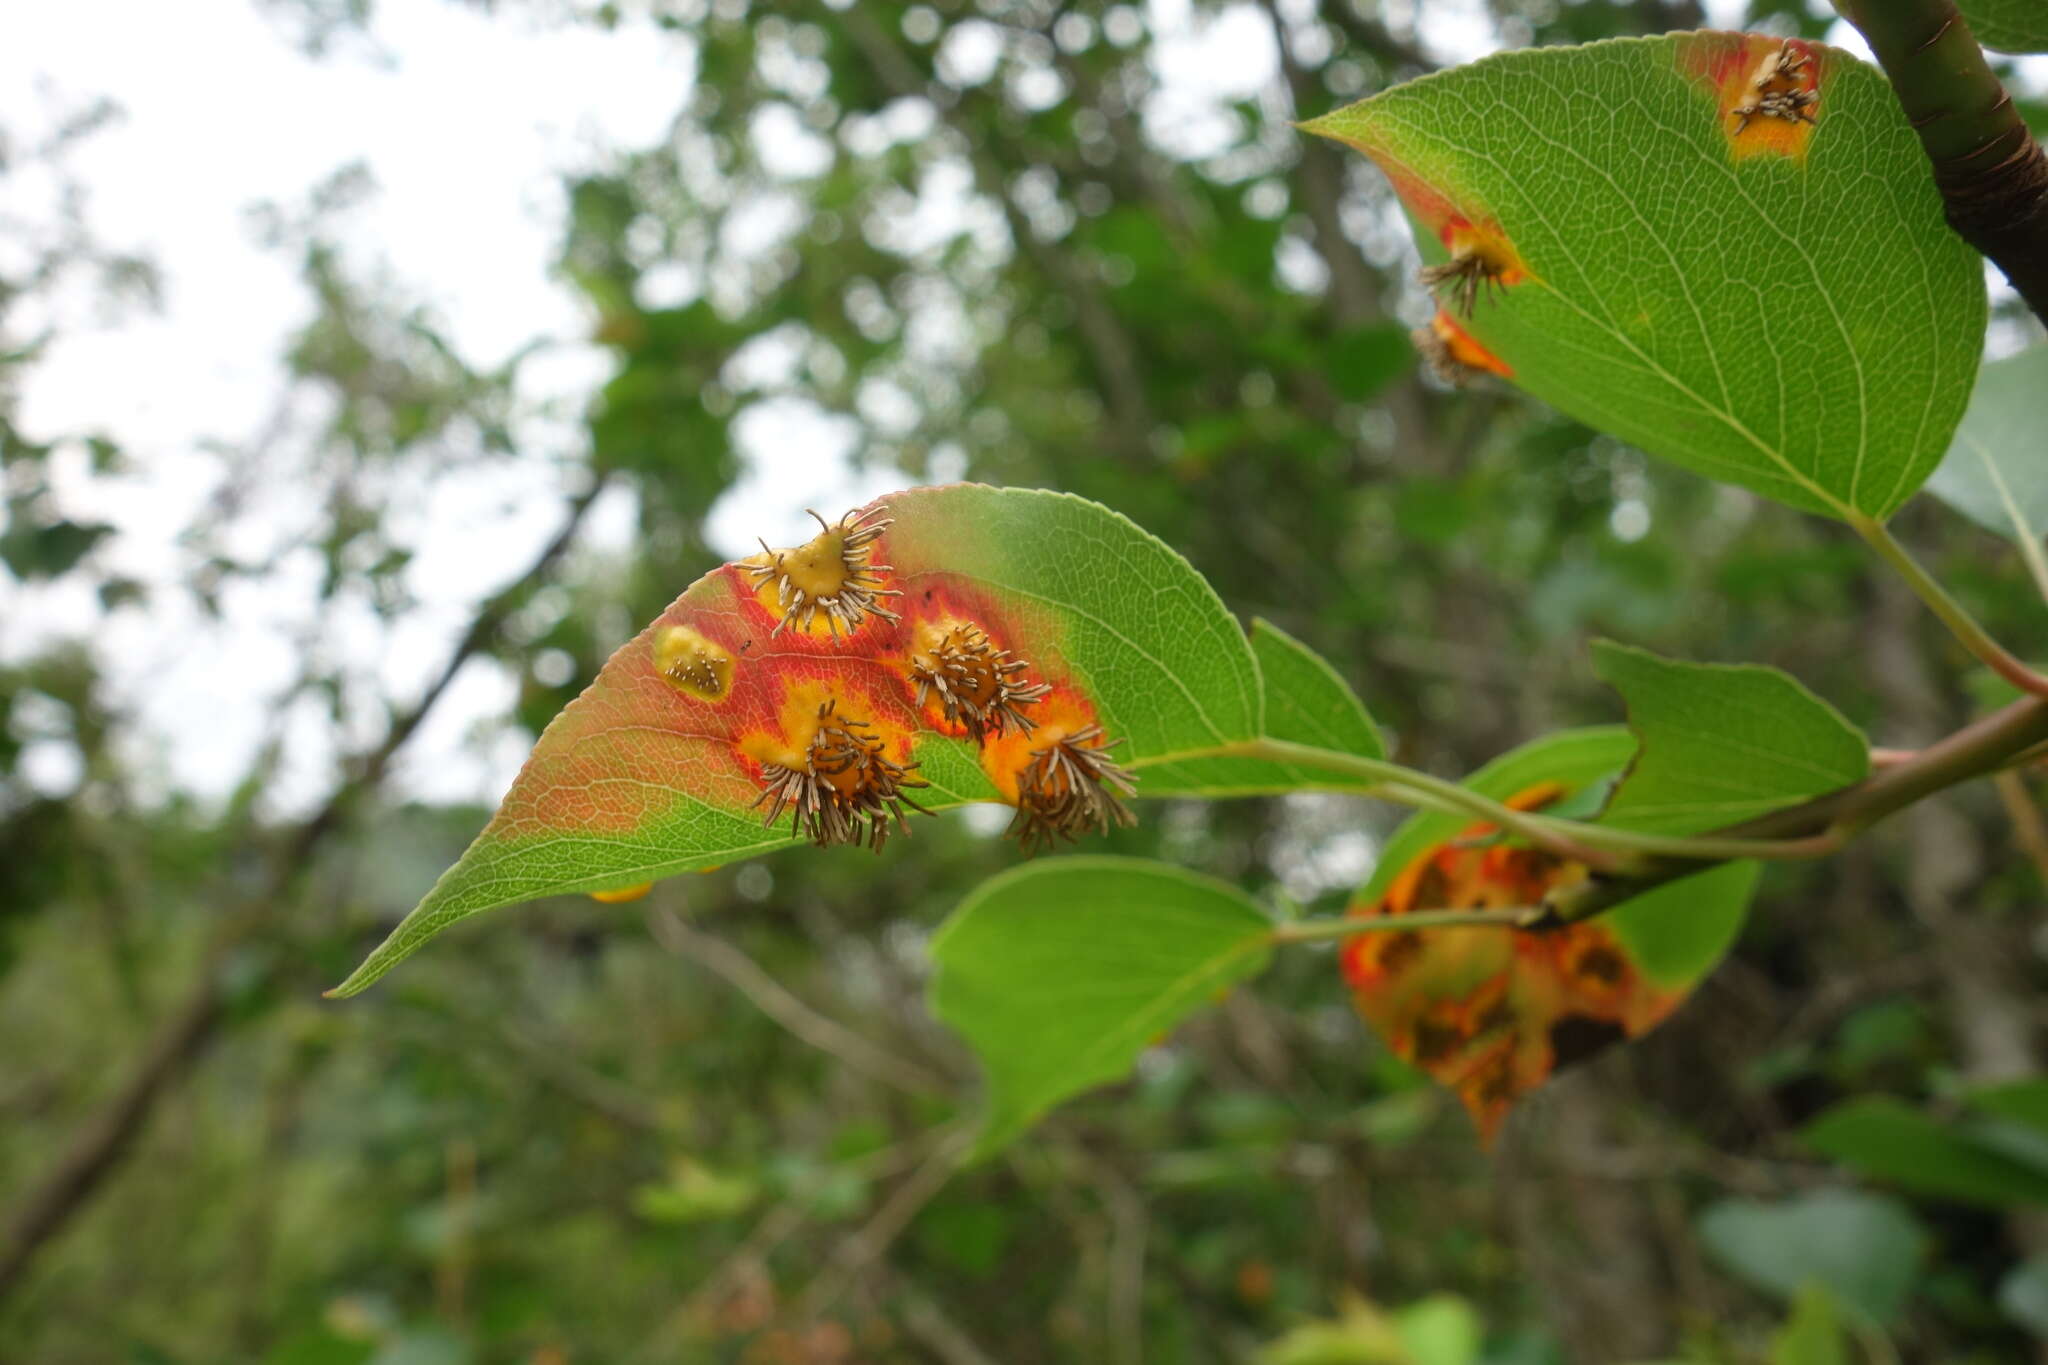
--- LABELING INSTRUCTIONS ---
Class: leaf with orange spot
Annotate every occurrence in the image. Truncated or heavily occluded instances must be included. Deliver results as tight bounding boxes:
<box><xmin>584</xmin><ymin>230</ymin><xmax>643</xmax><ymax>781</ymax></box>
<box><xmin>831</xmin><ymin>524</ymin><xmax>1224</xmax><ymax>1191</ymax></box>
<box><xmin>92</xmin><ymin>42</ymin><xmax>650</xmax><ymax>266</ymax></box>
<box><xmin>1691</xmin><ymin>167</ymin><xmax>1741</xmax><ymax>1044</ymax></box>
<box><xmin>1303</xmin><ymin>33</ymin><xmax>1984</xmax><ymax>521</ymax></box>
<box><xmin>1342</xmin><ymin>729</ymin><xmax>1755</xmax><ymax>1141</ymax></box>
<box><xmin>331</xmin><ymin>485</ymin><xmax>1382</xmax><ymax>996</ymax></box>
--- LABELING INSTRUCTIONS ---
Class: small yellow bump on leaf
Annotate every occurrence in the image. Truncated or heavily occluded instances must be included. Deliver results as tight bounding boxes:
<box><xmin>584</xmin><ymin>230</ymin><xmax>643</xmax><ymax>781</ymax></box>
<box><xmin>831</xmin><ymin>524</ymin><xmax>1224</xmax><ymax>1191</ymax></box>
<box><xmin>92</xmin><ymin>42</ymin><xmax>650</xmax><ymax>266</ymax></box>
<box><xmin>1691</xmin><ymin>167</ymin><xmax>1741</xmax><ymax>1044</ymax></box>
<box><xmin>590</xmin><ymin>882</ymin><xmax>653</xmax><ymax>904</ymax></box>
<box><xmin>652</xmin><ymin>625</ymin><xmax>734</xmax><ymax>702</ymax></box>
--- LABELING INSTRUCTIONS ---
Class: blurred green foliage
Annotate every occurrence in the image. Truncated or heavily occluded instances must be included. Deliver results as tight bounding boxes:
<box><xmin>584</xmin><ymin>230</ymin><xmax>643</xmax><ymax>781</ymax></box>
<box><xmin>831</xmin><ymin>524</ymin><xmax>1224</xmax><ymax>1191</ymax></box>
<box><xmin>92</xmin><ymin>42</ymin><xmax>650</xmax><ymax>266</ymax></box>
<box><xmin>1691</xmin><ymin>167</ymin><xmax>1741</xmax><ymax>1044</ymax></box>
<box><xmin>3</xmin><ymin>1</ymin><xmax>2047</xmax><ymax>1362</ymax></box>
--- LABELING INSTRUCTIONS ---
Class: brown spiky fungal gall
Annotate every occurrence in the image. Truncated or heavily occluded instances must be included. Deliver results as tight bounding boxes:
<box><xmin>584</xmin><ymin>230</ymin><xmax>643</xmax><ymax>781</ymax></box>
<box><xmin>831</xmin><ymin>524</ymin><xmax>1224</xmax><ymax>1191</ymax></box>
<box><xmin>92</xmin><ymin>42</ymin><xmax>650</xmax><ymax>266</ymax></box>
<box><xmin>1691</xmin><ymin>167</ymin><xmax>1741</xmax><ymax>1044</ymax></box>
<box><xmin>746</xmin><ymin>504</ymin><xmax>903</xmax><ymax>639</ymax></box>
<box><xmin>1731</xmin><ymin>38</ymin><xmax>1819</xmax><ymax>133</ymax></box>
<box><xmin>909</xmin><ymin>622</ymin><xmax>1052</xmax><ymax>742</ymax></box>
<box><xmin>1419</xmin><ymin>247</ymin><xmax>1506</xmax><ymax>319</ymax></box>
<box><xmin>1006</xmin><ymin>724</ymin><xmax>1138</xmax><ymax>853</ymax></box>
<box><xmin>753</xmin><ymin>700</ymin><xmax>932</xmax><ymax>851</ymax></box>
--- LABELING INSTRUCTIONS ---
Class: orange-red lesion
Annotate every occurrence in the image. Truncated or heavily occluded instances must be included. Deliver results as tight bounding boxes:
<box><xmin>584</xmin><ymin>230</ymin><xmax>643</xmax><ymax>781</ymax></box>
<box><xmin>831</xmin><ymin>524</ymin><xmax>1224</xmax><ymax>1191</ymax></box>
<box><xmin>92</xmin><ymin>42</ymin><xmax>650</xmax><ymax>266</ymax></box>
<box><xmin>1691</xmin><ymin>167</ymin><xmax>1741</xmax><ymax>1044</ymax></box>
<box><xmin>1425</xmin><ymin>310</ymin><xmax>1514</xmax><ymax>379</ymax></box>
<box><xmin>979</xmin><ymin>686</ymin><xmax>1101</xmax><ymax>803</ymax></box>
<box><xmin>1437</xmin><ymin>214</ymin><xmax>1529</xmax><ymax>292</ymax></box>
<box><xmin>1358</xmin><ymin>155</ymin><xmax>1532</xmax><ymax>296</ymax></box>
<box><xmin>1682</xmin><ymin>31</ymin><xmax>1824</xmax><ymax>163</ymax></box>
<box><xmin>733</xmin><ymin>676</ymin><xmax>915</xmax><ymax>778</ymax></box>
<box><xmin>1341</xmin><ymin>779</ymin><xmax>1685</xmax><ymax>1140</ymax></box>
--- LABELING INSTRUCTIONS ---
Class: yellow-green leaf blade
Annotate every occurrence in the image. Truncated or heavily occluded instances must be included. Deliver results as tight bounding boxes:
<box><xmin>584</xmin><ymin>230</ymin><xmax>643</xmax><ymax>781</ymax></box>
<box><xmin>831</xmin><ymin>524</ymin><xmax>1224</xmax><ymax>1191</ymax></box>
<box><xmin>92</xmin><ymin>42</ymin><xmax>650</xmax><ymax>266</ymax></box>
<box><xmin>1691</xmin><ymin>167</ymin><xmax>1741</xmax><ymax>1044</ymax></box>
<box><xmin>1150</xmin><ymin>617</ymin><xmax>1385</xmax><ymax>794</ymax></box>
<box><xmin>930</xmin><ymin>856</ymin><xmax>1275</xmax><ymax>1157</ymax></box>
<box><xmin>1593</xmin><ymin>640</ymin><xmax>1869</xmax><ymax>835</ymax></box>
<box><xmin>1303</xmin><ymin>33</ymin><xmax>1985</xmax><ymax>520</ymax></box>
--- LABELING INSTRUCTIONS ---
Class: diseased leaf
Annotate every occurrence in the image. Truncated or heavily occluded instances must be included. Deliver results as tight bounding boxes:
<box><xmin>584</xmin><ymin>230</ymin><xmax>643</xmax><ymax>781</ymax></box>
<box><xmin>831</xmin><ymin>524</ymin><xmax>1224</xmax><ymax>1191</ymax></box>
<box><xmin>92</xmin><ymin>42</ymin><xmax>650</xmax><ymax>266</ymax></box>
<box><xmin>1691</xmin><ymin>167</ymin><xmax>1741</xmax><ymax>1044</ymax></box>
<box><xmin>1593</xmin><ymin>641</ymin><xmax>1869</xmax><ymax>835</ymax></box>
<box><xmin>1925</xmin><ymin>346</ymin><xmax>2048</xmax><ymax>590</ymax></box>
<box><xmin>1802</xmin><ymin>1096</ymin><xmax>2048</xmax><ymax>1206</ymax></box>
<box><xmin>1304</xmin><ymin>33</ymin><xmax>1985</xmax><ymax>520</ymax></box>
<box><xmin>1343</xmin><ymin>729</ymin><xmax>1754</xmax><ymax>1140</ymax></box>
<box><xmin>1699</xmin><ymin>1189</ymin><xmax>1927</xmax><ymax>1325</ymax></box>
<box><xmin>1959</xmin><ymin>0</ymin><xmax>2048</xmax><ymax>53</ymax></box>
<box><xmin>929</xmin><ymin>856</ymin><xmax>1274</xmax><ymax>1157</ymax></box>
<box><xmin>334</xmin><ymin>485</ymin><xmax>1346</xmax><ymax>997</ymax></box>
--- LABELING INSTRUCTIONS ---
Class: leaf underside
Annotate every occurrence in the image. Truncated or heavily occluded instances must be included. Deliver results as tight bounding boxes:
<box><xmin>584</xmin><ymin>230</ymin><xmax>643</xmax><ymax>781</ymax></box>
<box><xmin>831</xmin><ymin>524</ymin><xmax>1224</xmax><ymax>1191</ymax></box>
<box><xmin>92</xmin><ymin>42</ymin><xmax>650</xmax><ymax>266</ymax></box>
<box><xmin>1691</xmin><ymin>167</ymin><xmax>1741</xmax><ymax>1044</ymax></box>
<box><xmin>1305</xmin><ymin>32</ymin><xmax>1985</xmax><ymax>521</ymax></box>
<box><xmin>1925</xmin><ymin>345</ymin><xmax>2048</xmax><ymax>575</ymax></box>
<box><xmin>1958</xmin><ymin>0</ymin><xmax>2048</xmax><ymax>53</ymax></box>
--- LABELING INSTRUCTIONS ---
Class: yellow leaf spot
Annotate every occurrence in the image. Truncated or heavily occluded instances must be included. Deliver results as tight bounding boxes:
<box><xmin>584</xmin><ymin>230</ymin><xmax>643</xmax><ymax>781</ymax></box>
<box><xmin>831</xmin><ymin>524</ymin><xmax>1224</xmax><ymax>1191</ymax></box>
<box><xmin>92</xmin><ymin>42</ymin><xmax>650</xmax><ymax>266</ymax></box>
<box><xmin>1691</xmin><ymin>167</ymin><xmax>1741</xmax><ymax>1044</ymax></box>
<box><xmin>653</xmin><ymin>625</ymin><xmax>734</xmax><ymax>702</ymax></box>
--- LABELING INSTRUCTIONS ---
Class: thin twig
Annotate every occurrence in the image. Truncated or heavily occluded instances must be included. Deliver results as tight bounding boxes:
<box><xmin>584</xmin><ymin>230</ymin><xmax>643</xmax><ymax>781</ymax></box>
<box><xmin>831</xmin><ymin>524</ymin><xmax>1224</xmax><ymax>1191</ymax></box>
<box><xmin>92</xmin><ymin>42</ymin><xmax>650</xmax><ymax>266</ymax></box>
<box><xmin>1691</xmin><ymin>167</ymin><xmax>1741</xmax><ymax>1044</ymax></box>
<box><xmin>1995</xmin><ymin>770</ymin><xmax>2048</xmax><ymax>886</ymax></box>
<box><xmin>1851</xmin><ymin>512</ymin><xmax>2048</xmax><ymax>699</ymax></box>
<box><xmin>647</xmin><ymin>906</ymin><xmax>949</xmax><ymax>1098</ymax></box>
<box><xmin>630</xmin><ymin>1136</ymin><xmax>938</xmax><ymax>1364</ymax></box>
<box><xmin>1095</xmin><ymin>1161</ymin><xmax>1149</xmax><ymax>1365</ymax></box>
<box><xmin>794</xmin><ymin>1125</ymin><xmax>975</xmax><ymax>1320</ymax></box>
<box><xmin>1272</xmin><ymin>907</ymin><xmax>1538</xmax><ymax>943</ymax></box>
<box><xmin>897</xmin><ymin>1286</ymin><xmax>1006</xmax><ymax>1365</ymax></box>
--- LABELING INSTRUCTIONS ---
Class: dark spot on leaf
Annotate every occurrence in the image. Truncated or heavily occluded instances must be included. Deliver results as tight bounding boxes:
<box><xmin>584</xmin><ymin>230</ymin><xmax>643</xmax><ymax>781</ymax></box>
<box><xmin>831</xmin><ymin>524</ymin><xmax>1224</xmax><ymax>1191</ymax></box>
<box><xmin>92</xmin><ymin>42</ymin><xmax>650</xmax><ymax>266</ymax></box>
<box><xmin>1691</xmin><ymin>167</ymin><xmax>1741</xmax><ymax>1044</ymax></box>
<box><xmin>1473</xmin><ymin>1056</ymin><xmax>1517</xmax><ymax>1108</ymax></box>
<box><xmin>1548</xmin><ymin>1014</ymin><xmax>1627</xmax><ymax>1069</ymax></box>
<box><xmin>1409</xmin><ymin>862</ymin><xmax>1454</xmax><ymax>911</ymax></box>
<box><xmin>1413</xmin><ymin>1015</ymin><xmax>1464</xmax><ymax>1065</ymax></box>
<box><xmin>1574</xmin><ymin>943</ymin><xmax>1625</xmax><ymax>985</ymax></box>
<box><xmin>1378</xmin><ymin>930</ymin><xmax>1423</xmax><ymax>976</ymax></box>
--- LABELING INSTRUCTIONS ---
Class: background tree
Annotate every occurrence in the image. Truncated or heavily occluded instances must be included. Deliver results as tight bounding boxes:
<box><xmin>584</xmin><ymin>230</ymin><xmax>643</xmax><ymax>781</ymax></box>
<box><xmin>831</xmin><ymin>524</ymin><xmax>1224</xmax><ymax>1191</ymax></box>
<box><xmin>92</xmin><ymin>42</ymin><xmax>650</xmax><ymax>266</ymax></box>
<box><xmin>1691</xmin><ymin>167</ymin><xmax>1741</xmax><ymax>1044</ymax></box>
<box><xmin>3</xmin><ymin>2</ymin><xmax>2046</xmax><ymax>1362</ymax></box>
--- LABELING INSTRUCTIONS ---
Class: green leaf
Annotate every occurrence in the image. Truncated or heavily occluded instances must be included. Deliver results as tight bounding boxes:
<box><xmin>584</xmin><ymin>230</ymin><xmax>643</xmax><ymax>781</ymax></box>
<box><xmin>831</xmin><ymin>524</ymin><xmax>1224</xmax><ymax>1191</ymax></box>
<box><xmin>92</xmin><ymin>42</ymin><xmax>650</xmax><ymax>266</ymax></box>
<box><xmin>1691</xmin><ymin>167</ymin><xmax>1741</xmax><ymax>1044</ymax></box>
<box><xmin>1164</xmin><ymin>618</ymin><xmax>1384</xmax><ymax>794</ymax></box>
<box><xmin>1925</xmin><ymin>345</ymin><xmax>2048</xmax><ymax>592</ymax></box>
<box><xmin>1698</xmin><ymin>1188</ymin><xmax>1927</xmax><ymax>1325</ymax></box>
<box><xmin>332</xmin><ymin>485</ymin><xmax>1352</xmax><ymax>996</ymax></box>
<box><xmin>1969</xmin><ymin>1078</ymin><xmax>2048</xmax><ymax>1133</ymax></box>
<box><xmin>930</xmin><ymin>856</ymin><xmax>1274</xmax><ymax>1157</ymax></box>
<box><xmin>1394</xmin><ymin>1295</ymin><xmax>1483</xmax><ymax>1365</ymax></box>
<box><xmin>629</xmin><ymin>1159</ymin><xmax>760</xmax><ymax>1223</ymax></box>
<box><xmin>1959</xmin><ymin>0</ymin><xmax>2048</xmax><ymax>53</ymax></box>
<box><xmin>0</xmin><ymin>517</ymin><xmax>114</xmax><ymax>580</ymax></box>
<box><xmin>1770</xmin><ymin>1284</ymin><xmax>1849</xmax><ymax>1365</ymax></box>
<box><xmin>1304</xmin><ymin>33</ymin><xmax>1985</xmax><ymax>520</ymax></box>
<box><xmin>1249</xmin><ymin>620</ymin><xmax>1382</xmax><ymax>761</ymax></box>
<box><xmin>1802</xmin><ymin>1096</ymin><xmax>2048</xmax><ymax>1206</ymax></box>
<box><xmin>1998</xmin><ymin>1256</ymin><xmax>2048</xmax><ymax>1337</ymax></box>
<box><xmin>1593</xmin><ymin>640</ymin><xmax>1869</xmax><ymax>835</ymax></box>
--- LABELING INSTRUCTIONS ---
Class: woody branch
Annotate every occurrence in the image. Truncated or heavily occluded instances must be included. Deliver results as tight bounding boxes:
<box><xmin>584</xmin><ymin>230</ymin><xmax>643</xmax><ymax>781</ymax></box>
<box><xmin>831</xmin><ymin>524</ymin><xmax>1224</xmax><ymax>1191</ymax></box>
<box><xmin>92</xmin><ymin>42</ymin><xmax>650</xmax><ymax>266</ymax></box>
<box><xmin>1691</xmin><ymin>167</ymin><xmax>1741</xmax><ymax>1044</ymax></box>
<box><xmin>1834</xmin><ymin>0</ymin><xmax>2048</xmax><ymax>327</ymax></box>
